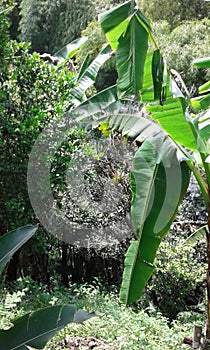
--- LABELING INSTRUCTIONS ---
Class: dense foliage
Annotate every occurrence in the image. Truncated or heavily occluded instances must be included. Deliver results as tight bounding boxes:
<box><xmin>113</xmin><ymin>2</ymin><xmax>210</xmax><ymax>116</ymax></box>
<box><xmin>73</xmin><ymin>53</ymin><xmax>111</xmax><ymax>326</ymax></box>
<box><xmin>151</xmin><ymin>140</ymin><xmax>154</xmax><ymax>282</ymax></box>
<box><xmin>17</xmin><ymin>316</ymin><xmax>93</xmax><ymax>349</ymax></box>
<box><xmin>140</xmin><ymin>0</ymin><xmax>210</xmax><ymax>28</ymax></box>
<box><xmin>0</xmin><ymin>12</ymin><xmax>75</xmax><ymax>283</ymax></box>
<box><xmin>0</xmin><ymin>17</ymin><xmax>74</xmax><ymax>232</ymax></box>
<box><xmin>0</xmin><ymin>278</ymin><xmax>206</xmax><ymax>349</ymax></box>
<box><xmin>155</xmin><ymin>19</ymin><xmax>210</xmax><ymax>89</ymax></box>
<box><xmin>19</xmin><ymin>0</ymin><xmax>119</xmax><ymax>53</ymax></box>
<box><xmin>0</xmin><ymin>0</ymin><xmax>210</xmax><ymax>348</ymax></box>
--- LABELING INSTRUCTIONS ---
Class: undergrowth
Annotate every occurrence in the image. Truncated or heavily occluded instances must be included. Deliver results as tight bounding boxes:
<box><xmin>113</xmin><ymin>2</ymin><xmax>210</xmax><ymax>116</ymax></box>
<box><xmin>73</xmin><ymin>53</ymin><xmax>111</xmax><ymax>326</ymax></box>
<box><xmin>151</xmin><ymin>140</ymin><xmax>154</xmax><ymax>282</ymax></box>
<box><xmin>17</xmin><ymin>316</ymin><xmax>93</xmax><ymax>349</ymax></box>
<box><xmin>0</xmin><ymin>277</ymin><xmax>206</xmax><ymax>349</ymax></box>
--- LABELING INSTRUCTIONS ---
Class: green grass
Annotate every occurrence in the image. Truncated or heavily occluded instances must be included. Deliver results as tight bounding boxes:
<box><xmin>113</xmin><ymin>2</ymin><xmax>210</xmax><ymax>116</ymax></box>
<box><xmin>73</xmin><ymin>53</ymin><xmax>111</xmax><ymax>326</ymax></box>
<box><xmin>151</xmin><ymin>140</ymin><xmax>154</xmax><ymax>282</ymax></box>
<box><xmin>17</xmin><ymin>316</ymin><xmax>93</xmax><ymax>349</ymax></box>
<box><xmin>0</xmin><ymin>277</ymin><xmax>206</xmax><ymax>349</ymax></box>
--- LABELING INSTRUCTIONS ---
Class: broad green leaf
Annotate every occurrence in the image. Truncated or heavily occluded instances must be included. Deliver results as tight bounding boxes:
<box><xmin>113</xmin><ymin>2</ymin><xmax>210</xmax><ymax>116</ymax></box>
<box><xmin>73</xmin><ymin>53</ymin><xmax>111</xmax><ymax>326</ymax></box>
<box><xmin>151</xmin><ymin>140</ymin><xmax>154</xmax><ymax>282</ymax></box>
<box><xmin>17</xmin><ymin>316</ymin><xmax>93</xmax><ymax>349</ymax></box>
<box><xmin>184</xmin><ymin>225</ymin><xmax>208</xmax><ymax>246</ymax></box>
<box><xmin>120</xmin><ymin>137</ymin><xmax>190</xmax><ymax>304</ymax></box>
<box><xmin>145</xmin><ymin>75</ymin><xmax>196</xmax><ymax>150</ymax></box>
<box><xmin>193</xmin><ymin>57</ymin><xmax>210</xmax><ymax>68</ymax></box>
<box><xmin>55</xmin><ymin>36</ymin><xmax>88</xmax><ymax>63</ymax></box>
<box><xmin>146</xmin><ymin>101</ymin><xmax>196</xmax><ymax>149</ymax></box>
<box><xmin>99</xmin><ymin>0</ymin><xmax>132</xmax><ymax>51</ymax></box>
<box><xmin>0</xmin><ymin>225</ymin><xmax>38</xmax><ymax>274</ymax></box>
<box><xmin>72</xmin><ymin>44</ymin><xmax>112</xmax><ymax>105</ymax></box>
<box><xmin>191</xmin><ymin>93</ymin><xmax>210</xmax><ymax>112</ymax></box>
<box><xmin>103</xmin><ymin>18</ymin><xmax>130</xmax><ymax>52</ymax></box>
<box><xmin>116</xmin><ymin>14</ymin><xmax>149</xmax><ymax>96</ymax></box>
<box><xmin>0</xmin><ymin>305</ymin><xmax>95</xmax><ymax>350</ymax></box>
<box><xmin>198</xmin><ymin>81</ymin><xmax>210</xmax><ymax>94</ymax></box>
<box><xmin>98</xmin><ymin>0</ymin><xmax>132</xmax><ymax>35</ymax></box>
<box><xmin>72</xmin><ymin>85</ymin><xmax>119</xmax><ymax>119</ymax></box>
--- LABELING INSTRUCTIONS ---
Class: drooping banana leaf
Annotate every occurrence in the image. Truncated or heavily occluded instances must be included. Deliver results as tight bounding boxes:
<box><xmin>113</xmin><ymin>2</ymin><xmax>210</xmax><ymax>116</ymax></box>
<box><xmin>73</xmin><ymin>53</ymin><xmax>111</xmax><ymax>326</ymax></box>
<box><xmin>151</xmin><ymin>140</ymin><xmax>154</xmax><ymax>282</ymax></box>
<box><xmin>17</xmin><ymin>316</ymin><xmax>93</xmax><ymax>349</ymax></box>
<box><xmin>184</xmin><ymin>225</ymin><xmax>208</xmax><ymax>246</ymax></box>
<box><xmin>0</xmin><ymin>225</ymin><xmax>38</xmax><ymax>274</ymax></box>
<box><xmin>71</xmin><ymin>84</ymin><xmax>119</xmax><ymax>121</ymax></box>
<box><xmin>120</xmin><ymin>136</ymin><xmax>190</xmax><ymax>304</ymax></box>
<box><xmin>95</xmin><ymin>111</ymin><xmax>165</xmax><ymax>142</ymax></box>
<box><xmin>54</xmin><ymin>36</ymin><xmax>88</xmax><ymax>67</ymax></box>
<box><xmin>0</xmin><ymin>305</ymin><xmax>95</xmax><ymax>350</ymax></box>
<box><xmin>152</xmin><ymin>49</ymin><xmax>164</xmax><ymax>101</ymax></box>
<box><xmin>92</xmin><ymin>111</ymin><xmax>190</xmax><ymax>305</ymax></box>
<box><xmin>71</xmin><ymin>44</ymin><xmax>112</xmax><ymax>105</ymax></box>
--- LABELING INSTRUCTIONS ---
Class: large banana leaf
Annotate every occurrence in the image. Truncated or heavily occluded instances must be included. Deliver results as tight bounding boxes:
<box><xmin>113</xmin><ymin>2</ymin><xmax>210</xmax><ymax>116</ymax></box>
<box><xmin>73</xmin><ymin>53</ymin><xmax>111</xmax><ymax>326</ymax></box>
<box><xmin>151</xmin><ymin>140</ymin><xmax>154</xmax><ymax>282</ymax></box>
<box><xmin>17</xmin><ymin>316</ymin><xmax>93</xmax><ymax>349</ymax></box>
<box><xmin>95</xmin><ymin>111</ymin><xmax>165</xmax><ymax>141</ymax></box>
<box><xmin>71</xmin><ymin>44</ymin><xmax>112</xmax><ymax>105</ymax></box>
<box><xmin>0</xmin><ymin>225</ymin><xmax>38</xmax><ymax>274</ymax></box>
<box><xmin>71</xmin><ymin>85</ymin><xmax>119</xmax><ymax>120</ymax></box>
<box><xmin>116</xmin><ymin>13</ymin><xmax>149</xmax><ymax>95</ymax></box>
<box><xmin>141</xmin><ymin>61</ymin><xmax>197</xmax><ymax>150</ymax></box>
<box><xmin>120</xmin><ymin>137</ymin><xmax>190</xmax><ymax>304</ymax></box>
<box><xmin>99</xmin><ymin>2</ymin><xmax>151</xmax><ymax>97</ymax></box>
<box><xmin>0</xmin><ymin>305</ymin><xmax>95</xmax><ymax>350</ymax></box>
<box><xmin>92</xmin><ymin>111</ymin><xmax>190</xmax><ymax>305</ymax></box>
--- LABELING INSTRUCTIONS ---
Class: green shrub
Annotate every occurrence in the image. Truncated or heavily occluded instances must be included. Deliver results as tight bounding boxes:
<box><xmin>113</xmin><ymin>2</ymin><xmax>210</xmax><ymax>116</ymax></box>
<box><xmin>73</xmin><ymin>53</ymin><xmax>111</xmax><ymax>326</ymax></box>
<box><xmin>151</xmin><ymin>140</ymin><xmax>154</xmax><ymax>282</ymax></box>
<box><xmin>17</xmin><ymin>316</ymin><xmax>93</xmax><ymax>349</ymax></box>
<box><xmin>0</xmin><ymin>37</ymin><xmax>74</xmax><ymax>233</ymax></box>
<box><xmin>148</xmin><ymin>237</ymin><xmax>205</xmax><ymax>320</ymax></box>
<box><xmin>0</xmin><ymin>12</ymin><xmax>75</xmax><ymax>282</ymax></box>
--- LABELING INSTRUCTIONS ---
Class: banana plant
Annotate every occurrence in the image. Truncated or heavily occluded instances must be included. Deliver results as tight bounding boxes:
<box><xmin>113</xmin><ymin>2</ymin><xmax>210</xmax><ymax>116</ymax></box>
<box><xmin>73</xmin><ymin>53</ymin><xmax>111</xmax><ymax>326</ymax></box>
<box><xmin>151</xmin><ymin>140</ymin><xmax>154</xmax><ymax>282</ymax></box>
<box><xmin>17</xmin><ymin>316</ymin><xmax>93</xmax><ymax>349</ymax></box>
<box><xmin>94</xmin><ymin>1</ymin><xmax>210</xmax><ymax>345</ymax></box>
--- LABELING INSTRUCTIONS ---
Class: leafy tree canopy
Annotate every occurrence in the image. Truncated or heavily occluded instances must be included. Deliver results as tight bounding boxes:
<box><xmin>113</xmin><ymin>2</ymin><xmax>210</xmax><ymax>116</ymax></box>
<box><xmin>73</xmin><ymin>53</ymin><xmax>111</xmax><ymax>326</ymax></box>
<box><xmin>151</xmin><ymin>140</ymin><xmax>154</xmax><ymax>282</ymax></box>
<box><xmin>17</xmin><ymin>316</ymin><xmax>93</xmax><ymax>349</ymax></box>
<box><xmin>140</xmin><ymin>0</ymin><xmax>210</xmax><ymax>28</ymax></box>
